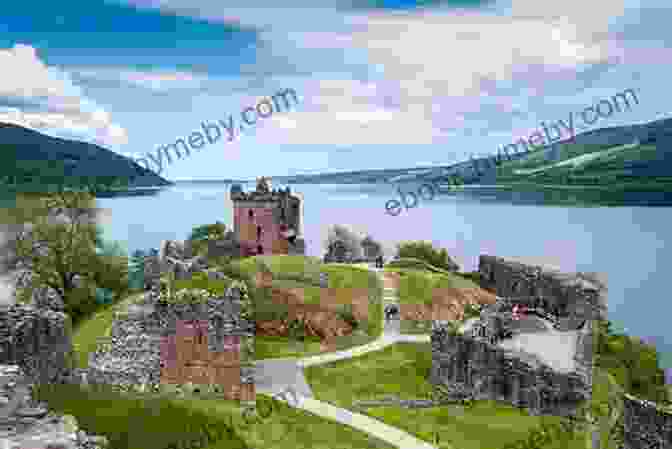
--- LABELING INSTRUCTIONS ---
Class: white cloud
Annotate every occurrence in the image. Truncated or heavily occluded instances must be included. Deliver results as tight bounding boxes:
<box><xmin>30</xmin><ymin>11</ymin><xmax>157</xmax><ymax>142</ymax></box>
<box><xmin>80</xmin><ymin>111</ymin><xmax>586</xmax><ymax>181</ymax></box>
<box><xmin>0</xmin><ymin>44</ymin><xmax>128</xmax><ymax>145</ymax></box>
<box><xmin>71</xmin><ymin>67</ymin><xmax>208</xmax><ymax>91</ymax></box>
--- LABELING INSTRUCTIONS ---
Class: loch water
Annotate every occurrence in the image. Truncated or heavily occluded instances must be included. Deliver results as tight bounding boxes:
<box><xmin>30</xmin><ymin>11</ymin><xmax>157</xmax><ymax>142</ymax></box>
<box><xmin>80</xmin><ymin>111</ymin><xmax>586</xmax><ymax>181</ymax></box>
<box><xmin>96</xmin><ymin>181</ymin><xmax>672</xmax><ymax>368</ymax></box>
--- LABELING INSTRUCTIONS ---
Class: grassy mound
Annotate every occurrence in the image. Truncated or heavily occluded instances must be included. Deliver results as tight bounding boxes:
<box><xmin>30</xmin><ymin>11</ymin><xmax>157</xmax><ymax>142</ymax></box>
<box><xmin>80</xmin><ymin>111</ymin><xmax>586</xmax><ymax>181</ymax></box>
<box><xmin>386</xmin><ymin>257</ymin><xmax>455</xmax><ymax>275</ymax></box>
<box><xmin>385</xmin><ymin>267</ymin><xmax>480</xmax><ymax>305</ymax></box>
<box><xmin>32</xmin><ymin>383</ymin><xmax>247</xmax><ymax>449</ymax></box>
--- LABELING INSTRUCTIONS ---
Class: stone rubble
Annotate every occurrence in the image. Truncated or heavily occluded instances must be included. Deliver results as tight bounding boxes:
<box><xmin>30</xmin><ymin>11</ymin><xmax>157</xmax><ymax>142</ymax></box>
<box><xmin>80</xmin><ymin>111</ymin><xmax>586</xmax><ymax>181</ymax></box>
<box><xmin>0</xmin><ymin>365</ymin><xmax>109</xmax><ymax>449</ymax></box>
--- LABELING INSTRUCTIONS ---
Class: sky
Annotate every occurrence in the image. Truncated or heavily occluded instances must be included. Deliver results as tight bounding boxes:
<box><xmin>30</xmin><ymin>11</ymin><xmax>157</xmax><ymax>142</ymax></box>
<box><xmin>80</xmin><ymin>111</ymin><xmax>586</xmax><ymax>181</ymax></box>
<box><xmin>0</xmin><ymin>0</ymin><xmax>670</xmax><ymax>180</ymax></box>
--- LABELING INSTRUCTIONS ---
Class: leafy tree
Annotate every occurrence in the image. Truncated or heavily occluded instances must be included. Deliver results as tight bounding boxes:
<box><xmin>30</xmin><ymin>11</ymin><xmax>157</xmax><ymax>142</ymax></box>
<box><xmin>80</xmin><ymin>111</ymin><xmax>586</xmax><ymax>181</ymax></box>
<box><xmin>10</xmin><ymin>191</ymin><xmax>129</xmax><ymax>325</ymax></box>
<box><xmin>128</xmin><ymin>249</ymin><xmax>147</xmax><ymax>291</ymax></box>
<box><xmin>187</xmin><ymin>221</ymin><xmax>227</xmax><ymax>256</ymax></box>
<box><xmin>396</xmin><ymin>241</ymin><xmax>459</xmax><ymax>272</ymax></box>
<box><xmin>188</xmin><ymin>222</ymin><xmax>227</xmax><ymax>242</ymax></box>
<box><xmin>324</xmin><ymin>224</ymin><xmax>364</xmax><ymax>260</ymax></box>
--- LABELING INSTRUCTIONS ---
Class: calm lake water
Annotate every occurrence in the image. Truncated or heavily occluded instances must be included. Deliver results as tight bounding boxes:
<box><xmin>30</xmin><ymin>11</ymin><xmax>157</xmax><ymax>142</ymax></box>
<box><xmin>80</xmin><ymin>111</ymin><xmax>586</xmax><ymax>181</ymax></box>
<box><xmin>96</xmin><ymin>181</ymin><xmax>672</xmax><ymax>368</ymax></box>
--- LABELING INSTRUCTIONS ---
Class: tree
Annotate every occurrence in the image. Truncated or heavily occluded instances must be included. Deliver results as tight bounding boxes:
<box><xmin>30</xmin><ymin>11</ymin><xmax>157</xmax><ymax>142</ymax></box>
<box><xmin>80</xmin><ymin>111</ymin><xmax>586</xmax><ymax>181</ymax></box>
<box><xmin>324</xmin><ymin>224</ymin><xmax>363</xmax><ymax>260</ymax></box>
<box><xmin>128</xmin><ymin>249</ymin><xmax>147</xmax><ymax>291</ymax></box>
<box><xmin>396</xmin><ymin>241</ymin><xmax>459</xmax><ymax>272</ymax></box>
<box><xmin>187</xmin><ymin>221</ymin><xmax>227</xmax><ymax>256</ymax></box>
<box><xmin>188</xmin><ymin>221</ymin><xmax>227</xmax><ymax>242</ymax></box>
<box><xmin>10</xmin><ymin>190</ymin><xmax>129</xmax><ymax>325</ymax></box>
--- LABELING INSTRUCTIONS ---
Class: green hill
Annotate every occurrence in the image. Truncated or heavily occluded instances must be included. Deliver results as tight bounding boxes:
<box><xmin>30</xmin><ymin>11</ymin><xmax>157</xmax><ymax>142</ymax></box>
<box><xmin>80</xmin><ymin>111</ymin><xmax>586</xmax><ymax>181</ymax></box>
<box><xmin>493</xmin><ymin>138</ymin><xmax>672</xmax><ymax>191</ymax></box>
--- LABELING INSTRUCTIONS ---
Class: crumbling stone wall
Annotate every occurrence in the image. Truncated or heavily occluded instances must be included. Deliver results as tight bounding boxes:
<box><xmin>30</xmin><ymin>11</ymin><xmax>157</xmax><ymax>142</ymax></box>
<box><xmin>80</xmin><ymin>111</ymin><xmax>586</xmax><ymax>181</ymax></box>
<box><xmin>430</xmin><ymin>325</ymin><xmax>592</xmax><ymax>416</ymax></box>
<box><xmin>432</xmin><ymin>257</ymin><xmax>600</xmax><ymax>417</ymax></box>
<box><xmin>479</xmin><ymin>255</ymin><xmax>607</xmax><ymax>330</ymax></box>
<box><xmin>0</xmin><ymin>364</ymin><xmax>109</xmax><ymax>449</ymax></box>
<box><xmin>86</xmin><ymin>285</ymin><xmax>254</xmax><ymax>400</ymax></box>
<box><xmin>0</xmin><ymin>304</ymin><xmax>74</xmax><ymax>385</ymax></box>
<box><xmin>623</xmin><ymin>394</ymin><xmax>672</xmax><ymax>449</ymax></box>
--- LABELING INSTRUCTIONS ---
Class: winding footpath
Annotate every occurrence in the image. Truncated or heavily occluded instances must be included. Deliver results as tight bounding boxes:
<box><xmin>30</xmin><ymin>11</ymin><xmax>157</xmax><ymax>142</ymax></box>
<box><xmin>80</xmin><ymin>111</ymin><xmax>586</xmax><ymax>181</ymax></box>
<box><xmin>254</xmin><ymin>266</ymin><xmax>436</xmax><ymax>449</ymax></box>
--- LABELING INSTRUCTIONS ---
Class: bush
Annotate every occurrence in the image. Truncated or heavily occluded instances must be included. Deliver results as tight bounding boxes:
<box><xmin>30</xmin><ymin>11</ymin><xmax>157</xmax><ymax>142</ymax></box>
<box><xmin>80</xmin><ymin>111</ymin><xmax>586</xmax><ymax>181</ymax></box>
<box><xmin>396</xmin><ymin>241</ymin><xmax>459</xmax><ymax>272</ymax></box>
<box><xmin>336</xmin><ymin>304</ymin><xmax>359</xmax><ymax>329</ymax></box>
<box><xmin>187</xmin><ymin>222</ymin><xmax>227</xmax><ymax>256</ymax></box>
<box><xmin>463</xmin><ymin>303</ymin><xmax>482</xmax><ymax>320</ymax></box>
<box><xmin>288</xmin><ymin>318</ymin><xmax>308</xmax><ymax>341</ymax></box>
<box><xmin>595</xmin><ymin>318</ymin><xmax>669</xmax><ymax>403</ymax></box>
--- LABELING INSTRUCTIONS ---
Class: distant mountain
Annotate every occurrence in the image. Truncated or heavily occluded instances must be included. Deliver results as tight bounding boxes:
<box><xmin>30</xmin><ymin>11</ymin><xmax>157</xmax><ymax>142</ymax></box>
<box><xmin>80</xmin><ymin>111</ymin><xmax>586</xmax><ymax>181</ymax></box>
<box><xmin>265</xmin><ymin>116</ymin><xmax>672</xmax><ymax>188</ymax></box>
<box><xmin>0</xmin><ymin>122</ymin><xmax>172</xmax><ymax>193</ymax></box>
<box><xmin>490</xmin><ymin>117</ymin><xmax>672</xmax><ymax>189</ymax></box>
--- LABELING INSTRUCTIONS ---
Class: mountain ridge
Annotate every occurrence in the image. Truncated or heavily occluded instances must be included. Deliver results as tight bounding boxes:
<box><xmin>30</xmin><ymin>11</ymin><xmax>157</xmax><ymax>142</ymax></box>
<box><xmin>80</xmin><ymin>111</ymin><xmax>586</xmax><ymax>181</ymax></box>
<box><xmin>0</xmin><ymin>122</ymin><xmax>172</xmax><ymax>193</ymax></box>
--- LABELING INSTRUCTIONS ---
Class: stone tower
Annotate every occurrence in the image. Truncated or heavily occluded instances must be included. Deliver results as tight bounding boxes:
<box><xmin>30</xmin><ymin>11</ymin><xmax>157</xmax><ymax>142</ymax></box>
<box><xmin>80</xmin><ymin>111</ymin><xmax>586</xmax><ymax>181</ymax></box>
<box><xmin>231</xmin><ymin>177</ymin><xmax>305</xmax><ymax>256</ymax></box>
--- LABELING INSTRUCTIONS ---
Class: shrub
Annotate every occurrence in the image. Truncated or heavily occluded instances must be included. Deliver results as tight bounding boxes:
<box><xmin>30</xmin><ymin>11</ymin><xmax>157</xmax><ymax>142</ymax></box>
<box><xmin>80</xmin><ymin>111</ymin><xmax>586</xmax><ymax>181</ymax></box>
<box><xmin>173</xmin><ymin>274</ymin><xmax>230</xmax><ymax>298</ymax></box>
<box><xmin>288</xmin><ymin>318</ymin><xmax>307</xmax><ymax>341</ymax></box>
<box><xmin>187</xmin><ymin>222</ymin><xmax>227</xmax><ymax>256</ymax></box>
<box><xmin>336</xmin><ymin>304</ymin><xmax>359</xmax><ymax>329</ymax></box>
<box><xmin>463</xmin><ymin>303</ymin><xmax>482</xmax><ymax>320</ymax></box>
<box><xmin>324</xmin><ymin>224</ymin><xmax>364</xmax><ymax>260</ymax></box>
<box><xmin>396</xmin><ymin>241</ymin><xmax>459</xmax><ymax>272</ymax></box>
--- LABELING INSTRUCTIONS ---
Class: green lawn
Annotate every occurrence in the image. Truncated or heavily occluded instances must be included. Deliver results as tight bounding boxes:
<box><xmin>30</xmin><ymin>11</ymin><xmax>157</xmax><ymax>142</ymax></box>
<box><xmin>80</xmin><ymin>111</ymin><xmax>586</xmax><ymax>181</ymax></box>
<box><xmin>187</xmin><ymin>394</ymin><xmax>396</xmax><ymax>449</ymax></box>
<box><xmin>255</xmin><ymin>335</ymin><xmax>324</xmax><ymax>359</ymax></box>
<box><xmin>304</xmin><ymin>342</ymin><xmax>591</xmax><ymax>449</ymax></box>
<box><xmin>34</xmin><ymin>382</ymin><xmax>396</xmax><ymax>449</ymax></box>
<box><xmin>71</xmin><ymin>292</ymin><xmax>146</xmax><ymax>368</ymax></box>
<box><xmin>386</xmin><ymin>267</ymin><xmax>479</xmax><ymax>305</ymax></box>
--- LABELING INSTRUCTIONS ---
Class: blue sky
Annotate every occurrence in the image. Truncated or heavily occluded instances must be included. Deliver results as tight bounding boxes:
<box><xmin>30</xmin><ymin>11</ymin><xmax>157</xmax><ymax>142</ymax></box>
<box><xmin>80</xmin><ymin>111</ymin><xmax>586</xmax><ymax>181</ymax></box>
<box><xmin>0</xmin><ymin>0</ymin><xmax>670</xmax><ymax>180</ymax></box>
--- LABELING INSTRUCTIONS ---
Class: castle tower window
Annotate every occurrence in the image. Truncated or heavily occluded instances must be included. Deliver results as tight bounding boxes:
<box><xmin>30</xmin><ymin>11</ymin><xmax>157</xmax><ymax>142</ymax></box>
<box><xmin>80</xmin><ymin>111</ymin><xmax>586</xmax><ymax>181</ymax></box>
<box><xmin>248</xmin><ymin>210</ymin><xmax>254</xmax><ymax>218</ymax></box>
<box><xmin>257</xmin><ymin>225</ymin><xmax>262</xmax><ymax>240</ymax></box>
<box><xmin>257</xmin><ymin>245</ymin><xmax>264</xmax><ymax>254</ymax></box>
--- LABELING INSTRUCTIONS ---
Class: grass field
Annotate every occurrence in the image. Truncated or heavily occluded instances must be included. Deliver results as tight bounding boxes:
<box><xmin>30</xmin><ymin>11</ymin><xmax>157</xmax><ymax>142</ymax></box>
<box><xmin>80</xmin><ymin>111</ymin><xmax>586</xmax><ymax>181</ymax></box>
<box><xmin>67</xmin><ymin>287</ymin><xmax>395</xmax><ymax>449</ymax></box>
<box><xmin>385</xmin><ymin>267</ymin><xmax>480</xmax><ymax>305</ymax></box>
<box><xmin>304</xmin><ymin>342</ymin><xmax>591</xmax><ymax>449</ymax></box>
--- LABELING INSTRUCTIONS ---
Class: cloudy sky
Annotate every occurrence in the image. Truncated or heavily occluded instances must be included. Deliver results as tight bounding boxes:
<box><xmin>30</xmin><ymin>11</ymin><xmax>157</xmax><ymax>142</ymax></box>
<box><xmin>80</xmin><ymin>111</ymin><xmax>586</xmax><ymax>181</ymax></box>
<box><xmin>0</xmin><ymin>0</ymin><xmax>670</xmax><ymax>180</ymax></box>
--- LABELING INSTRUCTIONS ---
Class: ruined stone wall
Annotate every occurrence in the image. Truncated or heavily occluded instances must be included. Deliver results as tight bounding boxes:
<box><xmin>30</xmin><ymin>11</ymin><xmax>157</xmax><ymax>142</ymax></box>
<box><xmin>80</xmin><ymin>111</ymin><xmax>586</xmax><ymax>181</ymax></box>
<box><xmin>0</xmin><ymin>304</ymin><xmax>73</xmax><ymax>385</ymax></box>
<box><xmin>622</xmin><ymin>394</ymin><xmax>672</xmax><ymax>449</ymax></box>
<box><xmin>430</xmin><ymin>324</ymin><xmax>592</xmax><ymax>417</ymax></box>
<box><xmin>1</xmin><ymin>364</ymin><xmax>109</xmax><ymax>449</ymax></box>
<box><xmin>86</xmin><ymin>286</ymin><xmax>254</xmax><ymax>400</ymax></box>
<box><xmin>479</xmin><ymin>255</ymin><xmax>608</xmax><ymax>330</ymax></box>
